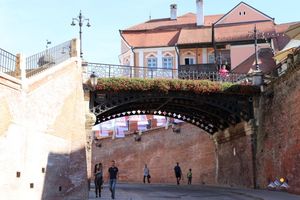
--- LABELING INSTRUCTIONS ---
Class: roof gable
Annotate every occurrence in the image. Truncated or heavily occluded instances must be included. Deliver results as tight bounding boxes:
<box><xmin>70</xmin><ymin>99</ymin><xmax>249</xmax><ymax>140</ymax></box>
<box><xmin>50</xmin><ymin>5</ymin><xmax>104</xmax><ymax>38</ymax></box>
<box><xmin>215</xmin><ymin>2</ymin><xmax>273</xmax><ymax>25</ymax></box>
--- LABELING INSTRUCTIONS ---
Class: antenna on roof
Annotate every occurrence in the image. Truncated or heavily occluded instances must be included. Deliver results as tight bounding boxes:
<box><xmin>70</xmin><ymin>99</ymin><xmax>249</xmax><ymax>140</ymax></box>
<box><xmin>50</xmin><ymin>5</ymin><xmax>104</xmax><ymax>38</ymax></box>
<box><xmin>149</xmin><ymin>11</ymin><xmax>152</xmax><ymax>20</ymax></box>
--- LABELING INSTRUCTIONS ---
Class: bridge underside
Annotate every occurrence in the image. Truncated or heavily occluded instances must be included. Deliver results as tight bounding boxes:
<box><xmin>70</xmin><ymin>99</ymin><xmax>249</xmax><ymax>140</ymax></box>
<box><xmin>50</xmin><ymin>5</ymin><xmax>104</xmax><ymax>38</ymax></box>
<box><xmin>90</xmin><ymin>91</ymin><xmax>254</xmax><ymax>135</ymax></box>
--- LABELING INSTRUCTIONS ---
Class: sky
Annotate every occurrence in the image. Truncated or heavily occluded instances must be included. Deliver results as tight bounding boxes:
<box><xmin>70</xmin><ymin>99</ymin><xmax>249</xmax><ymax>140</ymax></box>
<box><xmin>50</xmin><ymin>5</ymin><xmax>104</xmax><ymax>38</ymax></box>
<box><xmin>0</xmin><ymin>0</ymin><xmax>299</xmax><ymax>64</ymax></box>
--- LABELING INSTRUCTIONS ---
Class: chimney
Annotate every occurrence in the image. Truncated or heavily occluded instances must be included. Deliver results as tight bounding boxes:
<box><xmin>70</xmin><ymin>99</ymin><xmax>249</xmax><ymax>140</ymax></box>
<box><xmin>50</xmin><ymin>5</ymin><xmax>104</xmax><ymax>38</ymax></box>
<box><xmin>170</xmin><ymin>4</ymin><xmax>177</xmax><ymax>20</ymax></box>
<box><xmin>196</xmin><ymin>0</ymin><xmax>204</xmax><ymax>26</ymax></box>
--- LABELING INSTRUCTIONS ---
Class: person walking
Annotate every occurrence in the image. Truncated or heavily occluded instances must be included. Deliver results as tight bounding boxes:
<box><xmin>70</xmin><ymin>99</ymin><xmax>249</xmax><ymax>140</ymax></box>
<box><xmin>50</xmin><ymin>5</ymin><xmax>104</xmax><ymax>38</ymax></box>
<box><xmin>187</xmin><ymin>168</ymin><xmax>192</xmax><ymax>185</ymax></box>
<box><xmin>94</xmin><ymin>163</ymin><xmax>103</xmax><ymax>198</ymax></box>
<box><xmin>108</xmin><ymin>160</ymin><xmax>119</xmax><ymax>199</ymax></box>
<box><xmin>143</xmin><ymin>164</ymin><xmax>151</xmax><ymax>183</ymax></box>
<box><xmin>174</xmin><ymin>162</ymin><xmax>182</xmax><ymax>185</ymax></box>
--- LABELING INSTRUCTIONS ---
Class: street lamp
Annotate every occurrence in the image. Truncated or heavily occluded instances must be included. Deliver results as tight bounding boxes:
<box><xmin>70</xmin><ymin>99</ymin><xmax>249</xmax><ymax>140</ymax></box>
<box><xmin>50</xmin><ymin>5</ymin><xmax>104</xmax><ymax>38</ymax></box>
<box><xmin>71</xmin><ymin>10</ymin><xmax>91</xmax><ymax>58</ymax></box>
<box><xmin>90</xmin><ymin>72</ymin><xmax>98</xmax><ymax>89</ymax></box>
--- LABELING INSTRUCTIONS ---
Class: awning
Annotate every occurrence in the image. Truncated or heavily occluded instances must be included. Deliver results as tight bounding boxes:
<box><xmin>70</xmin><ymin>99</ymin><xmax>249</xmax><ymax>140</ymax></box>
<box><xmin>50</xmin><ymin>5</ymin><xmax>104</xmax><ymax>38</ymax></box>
<box><xmin>273</xmin><ymin>47</ymin><xmax>296</xmax><ymax>63</ymax></box>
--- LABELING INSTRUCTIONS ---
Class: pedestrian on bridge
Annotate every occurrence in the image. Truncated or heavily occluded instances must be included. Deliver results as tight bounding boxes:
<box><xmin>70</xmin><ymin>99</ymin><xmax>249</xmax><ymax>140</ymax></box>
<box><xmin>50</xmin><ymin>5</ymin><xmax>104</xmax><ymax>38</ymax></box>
<box><xmin>108</xmin><ymin>160</ymin><xmax>119</xmax><ymax>199</ymax></box>
<box><xmin>174</xmin><ymin>162</ymin><xmax>183</xmax><ymax>185</ymax></box>
<box><xmin>94</xmin><ymin>163</ymin><xmax>103</xmax><ymax>198</ymax></box>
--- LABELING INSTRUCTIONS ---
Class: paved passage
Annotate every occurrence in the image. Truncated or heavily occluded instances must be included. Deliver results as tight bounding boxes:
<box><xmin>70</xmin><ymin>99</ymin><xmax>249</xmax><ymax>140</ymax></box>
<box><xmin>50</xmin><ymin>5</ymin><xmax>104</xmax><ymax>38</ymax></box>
<box><xmin>89</xmin><ymin>183</ymin><xmax>300</xmax><ymax>200</ymax></box>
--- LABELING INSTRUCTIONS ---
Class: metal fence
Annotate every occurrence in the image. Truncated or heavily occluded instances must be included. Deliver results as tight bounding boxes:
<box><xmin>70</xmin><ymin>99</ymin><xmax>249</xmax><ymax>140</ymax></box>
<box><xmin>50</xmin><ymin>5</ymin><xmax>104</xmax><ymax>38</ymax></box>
<box><xmin>26</xmin><ymin>40</ymin><xmax>72</xmax><ymax>77</ymax></box>
<box><xmin>86</xmin><ymin>62</ymin><xmax>247</xmax><ymax>83</ymax></box>
<box><xmin>0</xmin><ymin>48</ymin><xmax>16</xmax><ymax>75</ymax></box>
<box><xmin>87</xmin><ymin>63</ymin><xmax>178</xmax><ymax>79</ymax></box>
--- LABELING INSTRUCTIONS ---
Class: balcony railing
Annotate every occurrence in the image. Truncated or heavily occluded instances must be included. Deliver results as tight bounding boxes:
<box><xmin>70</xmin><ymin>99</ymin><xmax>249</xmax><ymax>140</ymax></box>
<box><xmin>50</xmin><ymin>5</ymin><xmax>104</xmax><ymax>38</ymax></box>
<box><xmin>179</xmin><ymin>63</ymin><xmax>218</xmax><ymax>72</ymax></box>
<box><xmin>25</xmin><ymin>40</ymin><xmax>72</xmax><ymax>78</ymax></box>
<box><xmin>86</xmin><ymin>62</ymin><xmax>247</xmax><ymax>83</ymax></box>
<box><xmin>0</xmin><ymin>48</ymin><xmax>16</xmax><ymax>75</ymax></box>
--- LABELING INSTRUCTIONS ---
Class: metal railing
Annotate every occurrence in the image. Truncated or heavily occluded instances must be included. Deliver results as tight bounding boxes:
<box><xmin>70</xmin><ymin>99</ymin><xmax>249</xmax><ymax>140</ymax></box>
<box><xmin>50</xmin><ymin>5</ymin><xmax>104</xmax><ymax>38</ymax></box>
<box><xmin>87</xmin><ymin>63</ymin><xmax>178</xmax><ymax>79</ymax></box>
<box><xmin>25</xmin><ymin>40</ymin><xmax>72</xmax><ymax>78</ymax></box>
<box><xmin>86</xmin><ymin>62</ymin><xmax>247</xmax><ymax>83</ymax></box>
<box><xmin>179</xmin><ymin>63</ymin><xmax>218</xmax><ymax>72</ymax></box>
<box><xmin>178</xmin><ymin>70</ymin><xmax>247</xmax><ymax>82</ymax></box>
<box><xmin>0</xmin><ymin>48</ymin><xmax>16</xmax><ymax>75</ymax></box>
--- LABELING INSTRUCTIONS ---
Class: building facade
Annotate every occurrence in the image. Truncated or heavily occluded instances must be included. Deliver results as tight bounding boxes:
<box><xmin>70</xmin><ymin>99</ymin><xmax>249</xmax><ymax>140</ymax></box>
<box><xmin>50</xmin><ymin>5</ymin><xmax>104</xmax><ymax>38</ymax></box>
<box><xmin>119</xmin><ymin>1</ymin><xmax>294</xmax><ymax>76</ymax></box>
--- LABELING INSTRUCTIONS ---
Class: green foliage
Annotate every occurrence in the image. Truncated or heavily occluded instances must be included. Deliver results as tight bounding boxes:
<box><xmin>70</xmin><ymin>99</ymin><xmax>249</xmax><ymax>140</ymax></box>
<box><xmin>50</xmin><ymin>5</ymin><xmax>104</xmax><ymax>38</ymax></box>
<box><xmin>94</xmin><ymin>78</ymin><xmax>259</xmax><ymax>94</ymax></box>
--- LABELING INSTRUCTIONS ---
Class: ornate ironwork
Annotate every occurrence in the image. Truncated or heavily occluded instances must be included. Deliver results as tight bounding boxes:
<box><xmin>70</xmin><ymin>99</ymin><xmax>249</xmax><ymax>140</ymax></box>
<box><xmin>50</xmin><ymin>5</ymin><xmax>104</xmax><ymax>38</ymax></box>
<box><xmin>0</xmin><ymin>48</ymin><xmax>16</xmax><ymax>75</ymax></box>
<box><xmin>89</xmin><ymin>91</ymin><xmax>254</xmax><ymax>135</ymax></box>
<box><xmin>25</xmin><ymin>40</ymin><xmax>72</xmax><ymax>78</ymax></box>
<box><xmin>86</xmin><ymin>62</ymin><xmax>248</xmax><ymax>83</ymax></box>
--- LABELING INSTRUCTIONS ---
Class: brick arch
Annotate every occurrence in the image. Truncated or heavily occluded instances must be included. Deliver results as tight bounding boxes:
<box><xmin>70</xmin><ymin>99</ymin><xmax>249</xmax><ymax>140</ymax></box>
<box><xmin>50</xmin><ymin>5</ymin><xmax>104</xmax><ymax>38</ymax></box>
<box><xmin>90</xmin><ymin>91</ymin><xmax>254</xmax><ymax>135</ymax></box>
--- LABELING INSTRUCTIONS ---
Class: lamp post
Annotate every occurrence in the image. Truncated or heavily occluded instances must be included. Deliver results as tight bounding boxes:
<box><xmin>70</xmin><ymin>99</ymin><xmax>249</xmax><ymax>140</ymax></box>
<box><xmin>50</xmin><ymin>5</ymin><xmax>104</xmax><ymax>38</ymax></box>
<box><xmin>254</xmin><ymin>25</ymin><xmax>260</xmax><ymax>71</ymax></box>
<box><xmin>71</xmin><ymin>11</ymin><xmax>91</xmax><ymax>58</ymax></box>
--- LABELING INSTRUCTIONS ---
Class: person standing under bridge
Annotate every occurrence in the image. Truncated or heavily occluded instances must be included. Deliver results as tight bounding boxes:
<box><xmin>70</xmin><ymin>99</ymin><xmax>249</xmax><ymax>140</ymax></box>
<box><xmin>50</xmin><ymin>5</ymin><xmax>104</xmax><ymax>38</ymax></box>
<box><xmin>187</xmin><ymin>168</ymin><xmax>192</xmax><ymax>185</ymax></box>
<box><xmin>108</xmin><ymin>160</ymin><xmax>119</xmax><ymax>199</ymax></box>
<box><xmin>94</xmin><ymin>163</ymin><xmax>103</xmax><ymax>198</ymax></box>
<box><xmin>174</xmin><ymin>162</ymin><xmax>183</xmax><ymax>185</ymax></box>
<box><xmin>143</xmin><ymin>164</ymin><xmax>151</xmax><ymax>183</ymax></box>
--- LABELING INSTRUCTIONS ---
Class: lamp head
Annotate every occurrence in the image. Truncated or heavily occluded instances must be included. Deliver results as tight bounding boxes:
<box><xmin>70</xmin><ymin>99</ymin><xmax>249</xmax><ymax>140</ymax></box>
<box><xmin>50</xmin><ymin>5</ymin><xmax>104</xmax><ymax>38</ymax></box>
<box><xmin>71</xmin><ymin>20</ymin><xmax>76</xmax><ymax>26</ymax></box>
<box><xmin>90</xmin><ymin>72</ymin><xmax>98</xmax><ymax>88</ymax></box>
<box><xmin>87</xmin><ymin>21</ymin><xmax>91</xmax><ymax>27</ymax></box>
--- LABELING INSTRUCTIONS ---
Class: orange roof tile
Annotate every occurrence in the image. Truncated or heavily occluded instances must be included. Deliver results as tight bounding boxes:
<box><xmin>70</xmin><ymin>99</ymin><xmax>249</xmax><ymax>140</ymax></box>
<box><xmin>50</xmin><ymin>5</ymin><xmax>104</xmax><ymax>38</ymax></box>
<box><xmin>122</xmin><ymin>30</ymin><xmax>180</xmax><ymax>48</ymax></box>
<box><xmin>177</xmin><ymin>28</ymin><xmax>212</xmax><ymax>44</ymax></box>
<box><xmin>125</xmin><ymin>13</ymin><xmax>223</xmax><ymax>31</ymax></box>
<box><xmin>215</xmin><ymin>21</ymin><xmax>275</xmax><ymax>42</ymax></box>
<box><xmin>121</xmin><ymin>11</ymin><xmax>295</xmax><ymax>48</ymax></box>
<box><xmin>232</xmin><ymin>48</ymin><xmax>276</xmax><ymax>73</ymax></box>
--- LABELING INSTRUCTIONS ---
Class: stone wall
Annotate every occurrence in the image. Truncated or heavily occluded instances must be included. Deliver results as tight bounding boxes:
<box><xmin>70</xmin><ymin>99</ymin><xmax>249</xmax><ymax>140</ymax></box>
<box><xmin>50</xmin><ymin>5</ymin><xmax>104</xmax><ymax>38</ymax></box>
<box><xmin>92</xmin><ymin>123</ymin><xmax>217</xmax><ymax>185</ymax></box>
<box><xmin>256</xmin><ymin>68</ymin><xmax>300</xmax><ymax>194</ymax></box>
<box><xmin>214</xmin><ymin>122</ymin><xmax>255</xmax><ymax>188</ymax></box>
<box><xmin>0</xmin><ymin>58</ymin><xmax>88</xmax><ymax>199</ymax></box>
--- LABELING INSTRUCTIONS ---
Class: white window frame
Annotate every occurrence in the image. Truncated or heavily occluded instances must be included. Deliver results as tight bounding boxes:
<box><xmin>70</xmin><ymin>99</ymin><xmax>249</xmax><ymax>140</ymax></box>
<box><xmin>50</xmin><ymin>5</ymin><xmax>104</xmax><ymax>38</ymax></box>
<box><xmin>147</xmin><ymin>56</ymin><xmax>157</xmax><ymax>69</ymax></box>
<box><xmin>184</xmin><ymin>57</ymin><xmax>195</xmax><ymax>65</ymax></box>
<box><xmin>162</xmin><ymin>56</ymin><xmax>173</xmax><ymax>69</ymax></box>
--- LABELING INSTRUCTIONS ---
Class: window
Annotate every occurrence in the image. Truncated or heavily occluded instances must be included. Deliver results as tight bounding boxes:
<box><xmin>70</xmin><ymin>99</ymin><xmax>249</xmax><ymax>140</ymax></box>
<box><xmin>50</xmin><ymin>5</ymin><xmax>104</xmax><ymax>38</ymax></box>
<box><xmin>163</xmin><ymin>57</ymin><xmax>173</xmax><ymax>69</ymax></box>
<box><xmin>208</xmin><ymin>53</ymin><xmax>215</xmax><ymax>64</ymax></box>
<box><xmin>184</xmin><ymin>57</ymin><xmax>195</xmax><ymax>65</ymax></box>
<box><xmin>147</xmin><ymin>57</ymin><xmax>157</xmax><ymax>69</ymax></box>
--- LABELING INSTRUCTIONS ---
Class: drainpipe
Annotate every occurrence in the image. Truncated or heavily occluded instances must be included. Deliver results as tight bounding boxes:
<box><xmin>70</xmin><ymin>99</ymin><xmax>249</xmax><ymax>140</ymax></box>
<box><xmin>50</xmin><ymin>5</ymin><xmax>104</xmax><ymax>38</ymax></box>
<box><xmin>175</xmin><ymin>44</ymin><xmax>180</xmax><ymax>78</ymax></box>
<box><xmin>212</xmin><ymin>23</ymin><xmax>218</xmax><ymax>70</ymax></box>
<box><xmin>130</xmin><ymin>47</ymin><xmax>135</xmax><ymax>78</ymax></box>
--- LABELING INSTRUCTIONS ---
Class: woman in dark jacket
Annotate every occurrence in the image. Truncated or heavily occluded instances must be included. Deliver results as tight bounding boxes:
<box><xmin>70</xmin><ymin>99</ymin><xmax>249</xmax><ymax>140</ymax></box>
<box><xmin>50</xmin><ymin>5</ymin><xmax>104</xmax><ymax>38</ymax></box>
<box><xmin>94</xmin><ymin>163</ymin><xmax>103</xmax><ymax>198</ymax></box>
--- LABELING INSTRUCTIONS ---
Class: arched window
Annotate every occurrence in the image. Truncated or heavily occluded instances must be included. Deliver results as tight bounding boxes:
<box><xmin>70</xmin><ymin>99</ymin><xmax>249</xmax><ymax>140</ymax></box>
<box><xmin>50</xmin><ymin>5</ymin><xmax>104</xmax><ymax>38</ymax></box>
<box><xmin>162</xmin><ymin>53</ymin><xmax>173</xmax><ymax>69</ymax></box>
<box><xmin>183</xmin><ymin>51</ymin><xmax>196</xmax><ymax>65</ymax></box>
<box><xmin>147</xmin><ymin>55</ymin><xmax>157</xmax><ymax>69</ymax></box>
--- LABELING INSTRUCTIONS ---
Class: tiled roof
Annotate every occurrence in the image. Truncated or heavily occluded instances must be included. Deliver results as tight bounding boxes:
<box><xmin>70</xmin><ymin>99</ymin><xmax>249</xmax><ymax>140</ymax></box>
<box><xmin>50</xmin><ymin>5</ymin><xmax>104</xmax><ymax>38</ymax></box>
<box><xmin>232</xmin><ymin>48</ymin><xmax>276</xmax><ymax>73</ymax></box>
<box><xmin>177</xmin><ymin>28</ymin><xmax>212</xmax><ymax>44</ymax></box>
<box><xmin>122</xmin><ymin>30</ymin><xmax>180</xmax><ymax>48</ymax></box>
<box><xmin>273</xmin><ymin>22</ymin><xmax>297</xmax><ymax>51</ymax></box>
<box><xmin>121</xmin><ymin>13</ymin><xmax>294</xmax><ymax>48</ymax></box>
<box><xmin>215</xmin><ymin>21</ymin><xmax>275</xmax><ymax>42</ymax></box>
<box><xmin>125</xmin><ymin>13</ymin><xmax>223</xmax><ymax>31</ymax></box>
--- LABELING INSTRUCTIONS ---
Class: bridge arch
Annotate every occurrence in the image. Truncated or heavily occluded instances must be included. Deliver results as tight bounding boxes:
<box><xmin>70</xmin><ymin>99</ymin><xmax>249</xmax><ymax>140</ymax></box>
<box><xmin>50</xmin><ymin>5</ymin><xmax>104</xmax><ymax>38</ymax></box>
<box><xmin>90</xmin><ymin>90</ymin><xmax>254</xmax><ymax>135</ymax></box>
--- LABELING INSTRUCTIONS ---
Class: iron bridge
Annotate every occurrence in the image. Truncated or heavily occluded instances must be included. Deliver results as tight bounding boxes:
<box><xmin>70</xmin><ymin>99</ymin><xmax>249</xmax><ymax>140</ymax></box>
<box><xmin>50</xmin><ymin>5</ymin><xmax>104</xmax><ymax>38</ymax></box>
<box><xmin>89</xmin><ymin>90</ymin><xmax>255</xmax><ymax>135</ymax></box>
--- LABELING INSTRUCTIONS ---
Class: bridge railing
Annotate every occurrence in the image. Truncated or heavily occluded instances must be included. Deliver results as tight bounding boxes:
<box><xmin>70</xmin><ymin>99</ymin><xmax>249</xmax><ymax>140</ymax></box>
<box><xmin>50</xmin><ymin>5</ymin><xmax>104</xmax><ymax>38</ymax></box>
<box><xmin>25</xmin><ymin>40</ymin><xmax>72</xmax><ymax>78</ymax></box>
<box><xmin>0</xmin><ymin>48</ymin><xmax>16</xmax><ymax>75</ymax></box>
<box><xmin>86</xmin><ymin>62</ymin><xmax>248</xmax><ymax>83</ymax></box>
<box><xmin>87</xmin><ymin>63</ymin><xmax>177</xmax><ymax>79</ymax></box>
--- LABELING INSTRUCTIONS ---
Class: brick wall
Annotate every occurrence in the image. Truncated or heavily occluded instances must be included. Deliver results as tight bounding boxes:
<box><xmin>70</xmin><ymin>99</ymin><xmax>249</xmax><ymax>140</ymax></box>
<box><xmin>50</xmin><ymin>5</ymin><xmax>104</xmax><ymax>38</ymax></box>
<box><xmin>0</xmin><ymin>59</ymin><xmax>88</xmax><ymax>200</ymax></box>
<box><xmin>256</xmin><ymin>69</ymin><xmax>300</xmax><ymax>194</ymax></box>
<box><xmin>92</xmin><ymin>123</ymin><xmax>217</xmax><ymax>185</ymax></box>
<box><xmin>214</xmin><ymin>122</ymin><xmax>255</xmax><ymax>188</ymax></box>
